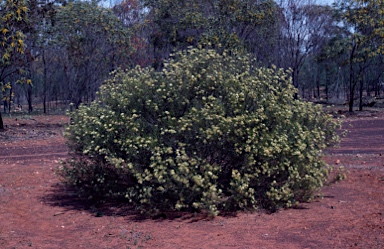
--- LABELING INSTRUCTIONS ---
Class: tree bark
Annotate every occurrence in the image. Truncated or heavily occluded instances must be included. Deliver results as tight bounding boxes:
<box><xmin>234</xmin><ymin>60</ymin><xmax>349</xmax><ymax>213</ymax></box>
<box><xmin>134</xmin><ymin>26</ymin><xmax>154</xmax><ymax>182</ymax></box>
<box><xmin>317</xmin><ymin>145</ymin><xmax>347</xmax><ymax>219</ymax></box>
<box><xmin>27</xmin><ymin>84</ymin><xmax>33</xmax><ymax>113</ymax></box>
<box><xmin>43</xmin><ymin>50</ymin><xmax>47</xmax><ymax>114</ymax></box>
<box><xmin>8</xmin><ymin>83</ymin><xmax>12</xmax><ymax>113</ymax></box>
<box><xmin>348</xmin><ymin>42</ymin><xmax>357</xmax><ymax>113</ymax></box>
<box><xmin>0</xmin><ymin>110</ymin><xmax>4</xmax><ymax>131</ymax></box>
<box><xmin>358</xmin><ymin>76</ymin><xmax>364</xmax><ymax>111</ymax></box>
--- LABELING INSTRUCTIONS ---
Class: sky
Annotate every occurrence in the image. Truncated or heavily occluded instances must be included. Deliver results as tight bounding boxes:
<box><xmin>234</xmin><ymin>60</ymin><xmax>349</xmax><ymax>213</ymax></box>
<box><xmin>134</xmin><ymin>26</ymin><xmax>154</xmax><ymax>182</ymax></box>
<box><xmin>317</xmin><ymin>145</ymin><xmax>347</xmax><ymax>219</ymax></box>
<box><xmin>101</xmin><ymin>0</ymin><xmax>338</xmax><ymax>9</ymax></box>
<box><xmin>317</xmin><ymin>0</ymin><xmax>336</xmax><ymax>5</ymax></box>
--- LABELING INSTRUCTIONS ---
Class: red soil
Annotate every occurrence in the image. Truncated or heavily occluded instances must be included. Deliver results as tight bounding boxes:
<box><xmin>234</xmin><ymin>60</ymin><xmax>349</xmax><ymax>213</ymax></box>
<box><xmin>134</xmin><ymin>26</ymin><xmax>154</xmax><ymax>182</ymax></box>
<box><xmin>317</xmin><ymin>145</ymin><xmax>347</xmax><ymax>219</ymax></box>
<box><xmin>0</xmin><ymin>112</ymin><xmax>383</xmax><ymax>249</ymax></box>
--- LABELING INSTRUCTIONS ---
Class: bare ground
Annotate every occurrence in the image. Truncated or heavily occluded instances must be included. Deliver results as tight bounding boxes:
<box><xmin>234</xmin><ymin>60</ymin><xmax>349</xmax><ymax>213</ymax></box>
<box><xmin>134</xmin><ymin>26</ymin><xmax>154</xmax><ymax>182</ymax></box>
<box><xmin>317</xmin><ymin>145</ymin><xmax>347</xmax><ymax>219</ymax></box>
<box><xmin>0</xmin><ymin>112</ymin><xmax>383</xmax><ymax>249</ymax></box>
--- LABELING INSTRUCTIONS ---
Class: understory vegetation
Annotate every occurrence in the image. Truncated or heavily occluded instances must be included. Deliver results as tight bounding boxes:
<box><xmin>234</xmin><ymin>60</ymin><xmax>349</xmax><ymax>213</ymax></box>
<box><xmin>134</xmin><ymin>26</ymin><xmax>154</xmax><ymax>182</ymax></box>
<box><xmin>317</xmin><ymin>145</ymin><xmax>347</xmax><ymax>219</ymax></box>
<box><xmin>60</xmin><ymin>48</ymin><xmax>340</xmax><ymax>216</ymax></box>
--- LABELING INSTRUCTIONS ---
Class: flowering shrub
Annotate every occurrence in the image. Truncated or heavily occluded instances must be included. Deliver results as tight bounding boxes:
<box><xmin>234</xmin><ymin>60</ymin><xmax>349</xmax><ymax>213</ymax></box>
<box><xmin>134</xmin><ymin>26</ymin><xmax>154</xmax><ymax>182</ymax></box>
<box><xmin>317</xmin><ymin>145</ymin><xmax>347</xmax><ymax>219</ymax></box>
<box><xmin>60</xmin><ymin>48</ymin><xmax>340</xmax><ymax>215</ymax></box>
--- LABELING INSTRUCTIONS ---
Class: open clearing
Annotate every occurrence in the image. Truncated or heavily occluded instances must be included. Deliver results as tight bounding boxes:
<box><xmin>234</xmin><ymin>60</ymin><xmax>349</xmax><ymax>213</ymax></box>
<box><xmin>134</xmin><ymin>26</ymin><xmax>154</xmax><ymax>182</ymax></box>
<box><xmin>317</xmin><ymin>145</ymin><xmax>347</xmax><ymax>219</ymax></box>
<box><xmin>0</xmin><ymin>111</ymin><xmax>383</xmax><ymax>249</ymax></box>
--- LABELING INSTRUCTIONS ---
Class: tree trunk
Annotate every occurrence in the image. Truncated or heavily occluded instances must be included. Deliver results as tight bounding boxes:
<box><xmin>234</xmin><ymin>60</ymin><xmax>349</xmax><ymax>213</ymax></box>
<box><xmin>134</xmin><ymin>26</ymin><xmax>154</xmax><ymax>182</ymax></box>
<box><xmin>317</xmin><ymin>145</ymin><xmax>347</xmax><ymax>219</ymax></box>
<box><xmin>292</xmin><ymin>68</ymin><xmax>299</xmax><ymax>99</ymax></box>
<box><xmin>0</xmin><ymin>110</ymin><xmax>4</xmax><ymax>131</ymax></box>
<box><xmin>43</xmin><ymin>50</ymin><xmax>47</xmax><ymax>114</ymax></box>
<box><xmin>325</xmin><ymin>77</ymin><xmax>329</xmax><ymax>101</ymax></box>
<box><xmin>348</xmin><ymin>62</ymin><xmax>356</xmax><ymax>112</ymax></box>
<box><xmin>348</xmin><ymin>75</ymin><xmax>355</xmax><ymax>113</ymax></box>
<box><xmin>316</xmin><ymin>78</ymin><xmax>320</xmax><ymax>99</ymax></box>
<box><xmin>348</xmin><ymin>43</ymin><xmax>357</xmax><ymax>113</ymax></box>
<box><xmin>358</xmin><ymin>78</ymin><xmax>364</xmax><ymax>111</ymax></box>
<box><xmin>357</xmin><ymin>63</ymin><xmax>367</xmax><ymax>111</ymax></box>
<box><xmin>43</xmin><ymin>91</ymin><xmax>47</xmax><ymax>114</ymax></box>
<box><xmin>3</xmin><ymin>89</ymin><xmax>7</xmax><ymax>113</ymax></box>
<box><xmin>27</xmin><ymin>84</ymin><xmax>33</xmax><ymax>113</ymax></box>
<box><xmin>8</xmin><ymin>83</ymin><xmax>12</xmax><ymax>113</ymax></box>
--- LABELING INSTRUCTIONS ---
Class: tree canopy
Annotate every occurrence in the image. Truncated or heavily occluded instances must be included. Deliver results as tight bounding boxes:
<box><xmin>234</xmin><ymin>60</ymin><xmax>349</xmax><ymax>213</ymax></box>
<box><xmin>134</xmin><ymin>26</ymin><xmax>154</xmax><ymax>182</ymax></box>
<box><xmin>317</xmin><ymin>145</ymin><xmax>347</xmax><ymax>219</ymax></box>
<box><xmin>0</xmin><ymin>0</ymin><xmax>29</xmax><ymax>130</ymax></box>
<box><xmin>0</xmin><ymin>0</ymin><xmax>384</xmax><ymax>122</ymax></box>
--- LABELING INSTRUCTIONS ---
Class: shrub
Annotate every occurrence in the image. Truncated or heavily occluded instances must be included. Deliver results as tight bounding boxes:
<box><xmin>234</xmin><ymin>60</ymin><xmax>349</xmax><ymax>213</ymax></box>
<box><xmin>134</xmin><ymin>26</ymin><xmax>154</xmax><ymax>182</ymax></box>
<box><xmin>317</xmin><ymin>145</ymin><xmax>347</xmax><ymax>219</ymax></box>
<box><xmin>60</xmin><ymin>48</ymin><xmax>340</xmax><ymax>216</ymax></box>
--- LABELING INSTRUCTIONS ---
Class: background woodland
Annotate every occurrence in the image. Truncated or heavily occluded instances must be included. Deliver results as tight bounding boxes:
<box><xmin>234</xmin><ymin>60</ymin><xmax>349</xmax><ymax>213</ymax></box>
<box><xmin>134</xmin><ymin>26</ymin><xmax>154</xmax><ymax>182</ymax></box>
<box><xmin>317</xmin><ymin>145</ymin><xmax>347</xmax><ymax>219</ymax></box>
<box><xmin>1</xmin><ymin>0</ymin><xmax>384</xmax><ymax>127</ymax></box>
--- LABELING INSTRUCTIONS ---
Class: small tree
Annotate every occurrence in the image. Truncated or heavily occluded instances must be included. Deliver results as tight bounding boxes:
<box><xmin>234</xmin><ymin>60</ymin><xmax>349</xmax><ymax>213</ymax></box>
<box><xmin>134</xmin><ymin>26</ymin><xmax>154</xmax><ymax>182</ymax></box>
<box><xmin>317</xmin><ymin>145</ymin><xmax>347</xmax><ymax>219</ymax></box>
<box><xmin>61</xmin><ymin>48</ymin><xmax>340</xmax><ymax>216</ymax></box>
<box><xmin>334</xmin><ymin>0</ymin><xmax>384</xmax><ymax>112</ymax></box>
<box><xmin>50</xmin><ymin>1</ymin><xmax>132</xmax><ymax>109</ymax></box>
<box><xmin>0</xmin><ymin>0</ymin><xmax>29</xmax><ymax>130</ymax></box>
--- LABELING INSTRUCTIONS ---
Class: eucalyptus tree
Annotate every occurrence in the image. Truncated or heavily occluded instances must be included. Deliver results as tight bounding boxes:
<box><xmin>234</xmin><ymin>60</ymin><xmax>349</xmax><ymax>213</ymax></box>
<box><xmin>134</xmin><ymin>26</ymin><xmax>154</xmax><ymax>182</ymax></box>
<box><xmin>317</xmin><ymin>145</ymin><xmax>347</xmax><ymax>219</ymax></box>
<box><xmin>349</xmin><ymin>0</ymin><xmax>384</xmax><ymax>110</ymax></box>
<box><xmin>333</xmin><ymin>0</ymin><xmax>384</xmax><ymax>111</ymax></box>
<box><xmin>277</xmin><ymin>0</ymin><xmax>336</xmax><ymax>97</ymax></box>
<box><xmin>316</xmin><ymin>32</ymin><xmax>351</xmax><ymax>101</ymax></box>
<box><xmin>141</xmin><ymin>0</ymin><xmax>279</xmax><ymax>69</ymax></box>
<box><xmin>0</xmin><ymin>0</ymin><xmax>29</xmax><ymax>129</ymax></box>
<box><xmin>20</xmin><ymin>0</ymin><xmax>59</xmax><ymax>113</ymax></box>
<box><xmin>52</xmin><ymin>1</ymin><xmax>132</xmax><ymax>108</ymax></box>
<box><xmin>112</xmin><ymin>0</ymin><xmax>153</xmax><ymax>67</ymax></box>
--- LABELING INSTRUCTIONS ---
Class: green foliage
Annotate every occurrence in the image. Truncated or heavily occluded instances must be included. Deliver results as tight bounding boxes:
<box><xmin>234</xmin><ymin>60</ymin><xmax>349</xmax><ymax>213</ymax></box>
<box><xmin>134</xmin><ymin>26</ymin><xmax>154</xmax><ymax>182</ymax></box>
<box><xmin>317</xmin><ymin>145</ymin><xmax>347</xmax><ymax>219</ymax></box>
<box><xmin>0</xmin><ymin>0</ymin><xmax>28</xmax><ymax>65</ymax></box>
<box><xmin>54</xmin><ymin>1</ymin><xmax>132</xmax><ymax>61</ymax></box>
<box><xmin>60</xmin><ymin>48</ymin><xmax>340</xmax><ymax>216</ymax></box>
<box><xmin>338</xmin><ymin>0</ymin><xmax>384</xmax><ymax>56</ymax></box>
<box><xmin>0</xmin><ymin>0</ymin><xmax>29</xmax><ymax>129</ymax></box>
<box><xmin>50</xmin><ymin>1</ymin><xmax>133</xmax><ymax>107</ymax></box>
<box><xmin>332</xmin><ymin>0</ymin><xmax>384</xmax><ymax>111</ymax></box>
<box><xmin>143</xmin><ymin>0</ymin><xmax>279</xmax><ymax>68</ymax></box>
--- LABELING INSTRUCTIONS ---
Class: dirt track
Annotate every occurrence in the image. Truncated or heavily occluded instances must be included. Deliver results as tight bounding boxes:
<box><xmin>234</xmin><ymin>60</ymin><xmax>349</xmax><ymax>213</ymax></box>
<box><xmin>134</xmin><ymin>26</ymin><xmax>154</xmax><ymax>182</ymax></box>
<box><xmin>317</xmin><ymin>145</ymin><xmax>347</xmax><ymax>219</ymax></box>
<box><xmin>330</xmin><ymin>117</ymin><xmax>384</xmax><ymax>154</ymax></box>
<box><xmin>1</xmin><ymin>145</ymin><xmax>67</xmax><ymax>160</ymax></box>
